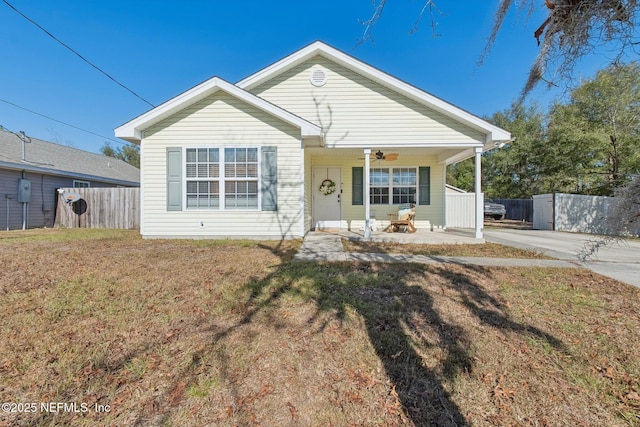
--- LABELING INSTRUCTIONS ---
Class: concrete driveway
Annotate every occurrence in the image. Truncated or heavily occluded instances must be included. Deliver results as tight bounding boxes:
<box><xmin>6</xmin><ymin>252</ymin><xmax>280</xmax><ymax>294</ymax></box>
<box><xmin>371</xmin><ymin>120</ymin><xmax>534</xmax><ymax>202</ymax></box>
<box><xmin>483</xmin><ymin>229</ymin><xmax>640</xmax><ymax>288</ymax></box>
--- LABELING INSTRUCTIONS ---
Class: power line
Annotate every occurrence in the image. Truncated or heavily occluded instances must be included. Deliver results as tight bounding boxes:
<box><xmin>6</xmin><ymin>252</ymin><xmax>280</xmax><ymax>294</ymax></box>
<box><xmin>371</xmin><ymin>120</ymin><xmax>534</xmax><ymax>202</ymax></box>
<box><xmin>0</xmin><ymin>97</ymin><xmax>128</xmax><ymax>146</ymax></box>
<box><xmin>1</xmin><ymin>0</ymin><xmax>155</xmax><ymax>108</ymax></box>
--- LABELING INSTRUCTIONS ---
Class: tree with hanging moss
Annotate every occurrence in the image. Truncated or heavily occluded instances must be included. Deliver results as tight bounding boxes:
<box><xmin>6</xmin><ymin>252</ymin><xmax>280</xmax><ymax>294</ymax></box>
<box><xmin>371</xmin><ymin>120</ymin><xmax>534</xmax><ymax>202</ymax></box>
<box><xmin>361</xmin><ymin>1</ymin><xmax>640</xmax><ymax>98</ymax></box>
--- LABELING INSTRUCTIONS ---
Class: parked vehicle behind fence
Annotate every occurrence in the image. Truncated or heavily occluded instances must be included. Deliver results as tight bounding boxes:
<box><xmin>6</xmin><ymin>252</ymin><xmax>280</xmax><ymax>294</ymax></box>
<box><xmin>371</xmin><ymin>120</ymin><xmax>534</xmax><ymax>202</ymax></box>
<box><xmin>484</xmin><ymin>200</ymin><xmax>506</xmax><ymax>220</ymax></box>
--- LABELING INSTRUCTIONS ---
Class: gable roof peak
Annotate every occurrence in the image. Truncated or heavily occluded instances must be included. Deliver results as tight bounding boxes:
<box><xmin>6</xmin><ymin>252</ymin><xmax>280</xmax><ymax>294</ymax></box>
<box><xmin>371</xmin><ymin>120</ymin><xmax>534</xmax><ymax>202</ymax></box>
<box><xmin>237</xmin><ymin>41</ymin><xmax>510</xmax><ymax>144</ymax></box>
<box><xmin>115</xmin><ymin>75</ymin><xmax>321</xmax><ymax>142</ymax></box>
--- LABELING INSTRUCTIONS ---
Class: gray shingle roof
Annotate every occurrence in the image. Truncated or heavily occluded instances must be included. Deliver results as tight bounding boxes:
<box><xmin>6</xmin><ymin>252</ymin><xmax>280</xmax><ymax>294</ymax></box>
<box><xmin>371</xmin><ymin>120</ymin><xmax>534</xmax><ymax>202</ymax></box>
<box><xmin>0</xmin><ymin>128</ymin><xmax>139</xmax><ymax>185</ymax></box>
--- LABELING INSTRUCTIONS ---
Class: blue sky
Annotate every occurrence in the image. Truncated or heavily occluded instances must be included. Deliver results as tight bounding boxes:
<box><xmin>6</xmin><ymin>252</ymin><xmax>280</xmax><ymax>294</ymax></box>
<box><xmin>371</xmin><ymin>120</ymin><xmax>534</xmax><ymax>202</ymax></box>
<box><xmin>0</xmin><ymin>1</ymin><xmax>609</xmax><ymax>154</ymax></box>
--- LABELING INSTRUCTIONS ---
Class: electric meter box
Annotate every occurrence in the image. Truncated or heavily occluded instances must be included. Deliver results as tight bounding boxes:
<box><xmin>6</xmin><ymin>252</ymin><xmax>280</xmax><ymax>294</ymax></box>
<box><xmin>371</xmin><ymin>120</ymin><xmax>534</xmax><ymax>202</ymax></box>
<box><xmin>17</xmin><ymin>179</ymin><xmax>31</xmax><ymax>203</ymax></box>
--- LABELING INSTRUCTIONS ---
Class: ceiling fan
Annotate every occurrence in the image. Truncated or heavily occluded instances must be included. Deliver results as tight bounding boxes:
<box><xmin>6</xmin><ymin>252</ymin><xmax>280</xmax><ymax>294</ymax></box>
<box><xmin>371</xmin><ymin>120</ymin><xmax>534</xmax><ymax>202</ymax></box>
<box><xmin>359</xmin><ymin>150</ymin><xmax>399</xmax><ymax>161</ymax></box>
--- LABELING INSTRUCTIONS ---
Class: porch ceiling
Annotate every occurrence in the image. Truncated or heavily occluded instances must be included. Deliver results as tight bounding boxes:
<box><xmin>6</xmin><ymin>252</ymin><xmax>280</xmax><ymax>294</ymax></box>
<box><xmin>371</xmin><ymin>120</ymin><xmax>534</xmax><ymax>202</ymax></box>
<box><xmin>305</xmin><ymin>146</ymin><xmax>473</xmax><ymax>165</ymax></box>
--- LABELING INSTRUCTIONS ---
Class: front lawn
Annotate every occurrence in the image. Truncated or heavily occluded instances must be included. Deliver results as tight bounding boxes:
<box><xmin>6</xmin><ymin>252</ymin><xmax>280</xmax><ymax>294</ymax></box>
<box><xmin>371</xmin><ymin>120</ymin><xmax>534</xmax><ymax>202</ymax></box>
<box><xmin>0</xmin><ymin>229</ymin><xmax>638</xmax><ymax>426</ymax></box>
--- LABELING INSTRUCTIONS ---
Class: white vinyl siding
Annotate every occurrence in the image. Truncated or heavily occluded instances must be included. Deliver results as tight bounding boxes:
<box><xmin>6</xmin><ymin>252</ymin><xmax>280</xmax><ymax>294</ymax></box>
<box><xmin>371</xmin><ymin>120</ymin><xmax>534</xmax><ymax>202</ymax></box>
<box><xmin>140</xmin><ymin>91</ymin><xmax>303</xmax><ymax>238</ymax></box>
<box><xmin>250</xmin><ymin>56</ymin><xmax>486</xmax><ymax>147</ymax></box>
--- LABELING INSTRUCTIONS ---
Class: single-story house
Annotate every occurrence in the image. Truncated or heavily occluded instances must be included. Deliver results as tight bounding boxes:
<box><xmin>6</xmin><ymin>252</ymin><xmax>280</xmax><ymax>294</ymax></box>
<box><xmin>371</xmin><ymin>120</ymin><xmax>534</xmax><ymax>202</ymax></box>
<box><xmin>0</xmin><ymin>128</ymin><xmax>139</xmax><ymax>230</ymax></box>
<box><xmin>115</xmin><ymin>41</ymin><xmax>510</xmax><ymax>239</ymax></box>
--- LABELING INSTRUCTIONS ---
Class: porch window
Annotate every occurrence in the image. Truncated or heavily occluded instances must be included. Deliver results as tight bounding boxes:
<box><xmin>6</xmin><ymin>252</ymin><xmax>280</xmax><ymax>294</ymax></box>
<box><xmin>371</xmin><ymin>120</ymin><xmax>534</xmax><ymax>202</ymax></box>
<box><xmin>185</xmin><ymin>147</ymin><xmax>259</xmax><ymax>210</ymax></box>
<box><xmin>370</xmin><ymin>168</ymin><xmax>390</xmax><ymax>204</ymax></box>
<box><xmin>369</xmin><ymin>167</ymin><xmax>417</xmax><ymax>205</ymax></box>
<box><xmin>392</xmin><ymin>168</ymin><xmax>417</xmax><ymax>204</ymax></box>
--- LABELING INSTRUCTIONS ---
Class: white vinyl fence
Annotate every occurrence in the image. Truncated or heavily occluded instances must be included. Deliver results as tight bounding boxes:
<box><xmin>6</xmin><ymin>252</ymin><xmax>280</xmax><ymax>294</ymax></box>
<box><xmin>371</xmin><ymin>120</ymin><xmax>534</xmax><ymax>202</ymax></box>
<box><xmin>533</xmin><ymin>192</ymin><xmax>639</xmax><ymax>235</ymax></box>
<box><xmin>446</xmin><ymin>193</ymin><xmax>481</xmax><ymax>228</ymax></box>
<box><xmin>532</xmin><ymin>194</ymin><xmax>554</xmax><ymax>231</ymax></box>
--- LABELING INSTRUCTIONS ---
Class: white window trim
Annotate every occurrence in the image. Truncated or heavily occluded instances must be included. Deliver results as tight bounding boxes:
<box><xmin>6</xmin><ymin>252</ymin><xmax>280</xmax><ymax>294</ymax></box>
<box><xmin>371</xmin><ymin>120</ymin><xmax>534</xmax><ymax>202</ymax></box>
<box><xmin>73</xmin><ymin>180</ymin><xmax>90</xmax><ymax>188</ymax></box>
<box><xmin>183</xmin><ymin>146</ymin><xmax>262</xmax><ymax>211</ymax></box>
<box><xmin>369</xmin><ymin>166</ymin><xmax>419</xmax><ymax>205</ymax></box>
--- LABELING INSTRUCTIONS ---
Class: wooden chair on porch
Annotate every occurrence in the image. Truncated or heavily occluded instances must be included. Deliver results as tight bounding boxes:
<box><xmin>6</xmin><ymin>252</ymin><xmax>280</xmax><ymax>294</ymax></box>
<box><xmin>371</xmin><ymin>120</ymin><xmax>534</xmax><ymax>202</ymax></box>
<box><xmin>385</xmin><ymin>203</ymin><xmax>416</xmax><ymax>233</ymax></box>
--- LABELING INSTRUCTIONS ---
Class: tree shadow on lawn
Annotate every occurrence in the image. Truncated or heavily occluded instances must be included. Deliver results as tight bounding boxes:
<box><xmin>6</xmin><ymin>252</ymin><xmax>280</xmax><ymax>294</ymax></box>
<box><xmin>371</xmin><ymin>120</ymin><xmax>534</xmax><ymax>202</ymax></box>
<box><xmin>210</xmin><ymin>254</ymin><xmax>569</xmax><ymax>426</ymax></box>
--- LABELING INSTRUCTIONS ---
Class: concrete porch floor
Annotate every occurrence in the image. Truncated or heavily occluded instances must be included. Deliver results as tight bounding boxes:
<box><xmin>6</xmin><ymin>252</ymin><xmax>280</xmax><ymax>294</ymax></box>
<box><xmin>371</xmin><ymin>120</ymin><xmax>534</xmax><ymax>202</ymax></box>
<box><xmin>294</xmin><ymin>228</ymin><xmax>577</xmax><ymax>268</ymax></box>
<box><xmin>320</xmin><ymin>228</ymin><xmax>484</xmax><ymax>245</ymax></box>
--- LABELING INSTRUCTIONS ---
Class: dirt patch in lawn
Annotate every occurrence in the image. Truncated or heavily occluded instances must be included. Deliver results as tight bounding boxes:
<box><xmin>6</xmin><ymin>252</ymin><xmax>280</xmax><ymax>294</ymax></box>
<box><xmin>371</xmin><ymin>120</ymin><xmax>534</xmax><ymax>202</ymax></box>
<box><xmin>343</xmin><ymin>239</ymin><xmax>553</xmax><ymax>259</ymax></box>
<box><xmin>0</xmin><ymin>229</ymin><xmax>638</xmax><ymax>426</ymax></box>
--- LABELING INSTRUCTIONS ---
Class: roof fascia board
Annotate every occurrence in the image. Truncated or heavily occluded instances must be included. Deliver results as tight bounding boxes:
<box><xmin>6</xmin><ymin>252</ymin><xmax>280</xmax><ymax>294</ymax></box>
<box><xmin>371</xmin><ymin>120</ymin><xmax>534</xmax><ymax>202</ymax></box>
<box><xmin>439</xmin><ymin>148</ymin><xmax>475</xmax><ymax>165</ymax></box>
<box><xmin>238</xmin><ymin>41</ymin><xmax>511</xmax><ymax>143</ymax></box>
<box><xmin>237</xmin><ymin>41</ymin><xmax>322</xmax><ymax>89</ymax></box>
<box><xmin>115</xmin><ymin>77</ymin><xmax>321</xmax><ymax>142</ymax></box>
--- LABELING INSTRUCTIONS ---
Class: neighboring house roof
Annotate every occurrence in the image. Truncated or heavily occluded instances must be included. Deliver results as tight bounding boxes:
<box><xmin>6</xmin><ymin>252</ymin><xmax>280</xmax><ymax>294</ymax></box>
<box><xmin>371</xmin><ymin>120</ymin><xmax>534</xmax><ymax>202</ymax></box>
<box><xmin>237</xmin><ymin>41</ymin><xmax>511</xmax><ymax>148</ymax></box>
<box><xmin>0</xmin><ymin>128</ymin><xmax>140</xmax><ymax>186</ymax></box>
<box><xmin>115</xmin><ymin>77</ymin><xmax>322</xmax><ymax>143</ymax></box>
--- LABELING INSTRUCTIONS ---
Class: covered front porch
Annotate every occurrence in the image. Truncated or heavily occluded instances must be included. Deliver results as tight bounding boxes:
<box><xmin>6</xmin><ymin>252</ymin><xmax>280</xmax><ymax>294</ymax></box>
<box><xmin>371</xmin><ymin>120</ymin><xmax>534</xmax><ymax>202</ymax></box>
<box><xmin>304</xmin><ymin>145</ymin><xmax>487</xmax><ymax>239</ymax></box>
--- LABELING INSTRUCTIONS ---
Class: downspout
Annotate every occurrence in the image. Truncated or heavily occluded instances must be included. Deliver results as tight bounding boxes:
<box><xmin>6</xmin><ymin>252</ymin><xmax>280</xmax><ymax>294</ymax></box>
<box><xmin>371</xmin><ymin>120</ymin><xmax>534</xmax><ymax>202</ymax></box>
<box><xmin>21</xmin><ymin>170</ymin><xmax>27</xmax><ymax>230</ymax></box>
<box><xmin>5</xmin><ymin>194</ymin><xmax>13</xmax><ymax>231</ymax></box>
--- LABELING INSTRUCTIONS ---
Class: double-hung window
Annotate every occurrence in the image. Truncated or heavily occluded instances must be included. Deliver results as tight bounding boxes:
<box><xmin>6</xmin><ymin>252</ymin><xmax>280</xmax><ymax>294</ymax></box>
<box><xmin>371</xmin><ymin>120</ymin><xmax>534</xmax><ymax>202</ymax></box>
<box><xmin>186</xmin><ymin>148</ymin><xmax>220</xmax><ymax>209</ymax></box>
<box><xmin>369</xmin><ymin>167</ymin><xmax>417</xmax><ymax>205</ymax></box>
<box><xmin>224</xmin><ymin>148</ymin><xmax>259</xmax><ymax>209</ymax></box>
<box><xmin>391</xmin><ymin>168</ymin><xmax>417</xmax><ymax>204</ymax></box>
<box><xmin>370</xmin><ymin>168</ymin><xmax>390</xmax><ymax>204</ymax></box>
<box><xmin>185</xmin><ymin>147</ymin><xmax>259</xmax><ymax>210</ymax></box>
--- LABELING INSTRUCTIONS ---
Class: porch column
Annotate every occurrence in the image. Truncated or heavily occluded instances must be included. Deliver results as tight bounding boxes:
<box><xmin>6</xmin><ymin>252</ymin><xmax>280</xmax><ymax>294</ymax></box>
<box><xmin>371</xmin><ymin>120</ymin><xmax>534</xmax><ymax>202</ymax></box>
<box><xmin>364</xmin><ymin>148</ymin><xmax>371</xmax><ymax>239</ymax></box>
<box><xmin>474</xmin><ymin>147</ymin><xmax>483</xmax><ymax>239</ymax></box>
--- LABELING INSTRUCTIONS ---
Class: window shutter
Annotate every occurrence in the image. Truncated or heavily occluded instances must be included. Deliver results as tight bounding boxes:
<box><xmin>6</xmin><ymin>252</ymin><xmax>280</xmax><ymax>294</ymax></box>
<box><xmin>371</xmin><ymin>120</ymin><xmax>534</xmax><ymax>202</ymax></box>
<box><xmin>166</xmin><ymin>147</ymin><xmax>182</xmax><ymax>211</ymax></box>
<box><xmin>261</xmin><ymin>146</ymin><xmax>277</xmax><ymax>211</ymax></box>
<box><xmin>352</xmin><ymin>167</ymin><xmax>363</xmax><ymax>205</ymax></box>
<box><xmin>418</xmin><ymin>166</ymin><xmax>430</xmax><ymax>205</ymax></box>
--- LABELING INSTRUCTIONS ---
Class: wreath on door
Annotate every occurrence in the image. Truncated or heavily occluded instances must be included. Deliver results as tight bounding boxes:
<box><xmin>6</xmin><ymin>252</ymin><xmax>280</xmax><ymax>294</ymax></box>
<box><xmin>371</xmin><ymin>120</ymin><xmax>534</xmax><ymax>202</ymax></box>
<box><xmin>319</xmin><ymin>179</ymin><xmax>336</xmax><ymax>196</ymax></box>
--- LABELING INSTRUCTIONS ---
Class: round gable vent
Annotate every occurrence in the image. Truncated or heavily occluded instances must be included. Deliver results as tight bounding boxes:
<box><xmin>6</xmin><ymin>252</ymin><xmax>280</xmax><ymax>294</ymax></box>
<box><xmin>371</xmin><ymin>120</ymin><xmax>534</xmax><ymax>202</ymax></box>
<box><xmin>310</xmin><ymin>68</ymin><xmax>328</xmax><ymax>87</ymax></box>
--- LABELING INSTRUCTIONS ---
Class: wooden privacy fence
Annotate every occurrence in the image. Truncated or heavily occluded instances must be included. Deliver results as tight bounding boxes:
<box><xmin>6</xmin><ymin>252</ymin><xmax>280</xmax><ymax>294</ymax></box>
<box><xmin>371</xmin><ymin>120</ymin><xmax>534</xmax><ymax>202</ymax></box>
<box><xmin>54</xmin><ymin>187</ymin><xmax>140</xmax><ymax>229</ymax></box>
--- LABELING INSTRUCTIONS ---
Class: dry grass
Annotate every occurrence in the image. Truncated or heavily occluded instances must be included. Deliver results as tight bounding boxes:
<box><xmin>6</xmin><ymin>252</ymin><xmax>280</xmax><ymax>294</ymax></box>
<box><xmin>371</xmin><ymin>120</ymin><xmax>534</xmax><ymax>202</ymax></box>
<box><xmin>342</xmin><ymin>239</ymin><xmax>553</xmax><ymax>259</ymax></box>
<box><xmin>0</xmin><ymin>229</ymin><xmax>639</xmax><ymax>426</ymax></box>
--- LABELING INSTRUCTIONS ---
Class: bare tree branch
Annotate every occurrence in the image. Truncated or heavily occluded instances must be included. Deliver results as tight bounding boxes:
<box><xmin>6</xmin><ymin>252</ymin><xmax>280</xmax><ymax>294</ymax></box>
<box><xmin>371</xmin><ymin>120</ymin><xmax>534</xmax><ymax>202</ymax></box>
<box><xmin>357</xmin><ymin>0</ymin><xmax>388</xmax><ymax>46</ymax></box>
<box><xmin>358</xmin><ymin>0</ymin><xmax>444</xmax><ymax>46</ymax></box>
<box><xmin>360</xmin><ymin>1</ymin><xmax>640</xmax><ymax>99</ymax></box>
<box><xmin>410</xmin><ymin>1</ymin><xmax>444</xmax><ymax>37</ymax></box>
